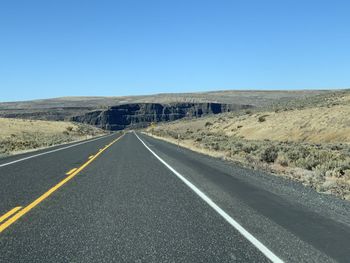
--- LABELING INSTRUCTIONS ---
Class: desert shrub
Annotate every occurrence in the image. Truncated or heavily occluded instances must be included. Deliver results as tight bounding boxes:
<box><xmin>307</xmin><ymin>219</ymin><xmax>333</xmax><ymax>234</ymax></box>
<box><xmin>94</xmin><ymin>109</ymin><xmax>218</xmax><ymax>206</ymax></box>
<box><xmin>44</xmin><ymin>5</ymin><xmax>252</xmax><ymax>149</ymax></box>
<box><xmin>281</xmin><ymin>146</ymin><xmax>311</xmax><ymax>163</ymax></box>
<box><xmin>295</xmin><ymin>156</ymin><xmax>319</xmax><ymax>170</ymax></box>
<box><xmin>260</xmin><ymin>146</ymin><xmax>278</xmax><ymax>163</ymax></box>
<box><xmin>330</xmin><ymin>144</ymin><xmax>343</xmax><ymax>151</ymax></box>
<box><xmin>205</xmin><ymin>121</ymin><xmax>213</xmax><ymax>127</ymax></box>
<box><xmin>230</xmin><ymin>147</ymin><xmax>240</xmax><ymax>155</ymax></box>
<box><xmin>314</xmin><ymin>164</ymin><xmax>330</xmax><ymax>178</ymax></box>
<box><xmin>234</xmin><ymin>142</ymin><xmax>243</xmax><ymax>149</ymax></box>
<box><xmin>338</xmin><ymin>161</ymin><xmax>350</xmax><ymax>171</ymax></box>
<box><xmin>287</xmin><ymin>146</ymin><xmax>310</xmax><ymax>162</ymax></box>
<box><xmin>258</xmin><ymin>115</ymin><xmax>268</xmax><ymax>122</ymax></box>
<box><xmin>242</xmin><ymin>143</ymin><xmax>258</xmax><ymax>153</ymax></box>
<box><xmin>258</xmin><ymin>116</ymin><xmax>266</xmax><ymax>122</ymax></box>
<box><xmin>219</xmin><ymin>142</ymin><xmax>231</xmax><ymax>151</ymax></box>
<box><xmin>211</xmin><ymin>142</ymin><xmax>220</xmax><ymax>151</ymax></box>
<box><xmin>276</xmin><ymin>151</ymin><xmax>289</xmax><ymax>166</ymax></box>
<box><xmin>328</xmin><ymin>167</ymin><xmax>348</xmax><ymax>178</ymax></box>
<box><xmin>166</xmin><ymin>130</ymin><xmax>178</xmax><ymax>139</ymax></box>
<box><xmin>66</xmin><ymin>126</ymin><xmax>74</xmax><ymax>132</ymax></box>
<box><xmin>186</xmin><ymin>129</ymin><xmax>193</xmax><ymax>134</ymax></box>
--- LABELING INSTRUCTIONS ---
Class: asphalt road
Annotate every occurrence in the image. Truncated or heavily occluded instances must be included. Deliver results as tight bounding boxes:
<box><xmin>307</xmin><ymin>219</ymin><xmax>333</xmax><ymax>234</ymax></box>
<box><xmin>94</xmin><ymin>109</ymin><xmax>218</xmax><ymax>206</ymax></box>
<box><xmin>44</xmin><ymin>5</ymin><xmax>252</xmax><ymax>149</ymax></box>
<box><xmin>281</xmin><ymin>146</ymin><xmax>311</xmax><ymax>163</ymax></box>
<box><xmin>0</xmin><ymin>132</ymin><xmax>350</xmax><ymax>262</ymax></box>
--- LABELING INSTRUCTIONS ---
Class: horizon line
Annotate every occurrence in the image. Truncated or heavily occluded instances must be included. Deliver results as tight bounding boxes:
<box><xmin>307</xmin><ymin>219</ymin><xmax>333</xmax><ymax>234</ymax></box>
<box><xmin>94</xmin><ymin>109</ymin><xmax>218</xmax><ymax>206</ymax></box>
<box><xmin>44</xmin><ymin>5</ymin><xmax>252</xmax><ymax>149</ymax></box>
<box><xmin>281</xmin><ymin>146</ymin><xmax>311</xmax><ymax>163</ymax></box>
<box><xmin>1</xmin><ymin>87</ymin><xmax>348</xmax><ymax>103</ymax></box>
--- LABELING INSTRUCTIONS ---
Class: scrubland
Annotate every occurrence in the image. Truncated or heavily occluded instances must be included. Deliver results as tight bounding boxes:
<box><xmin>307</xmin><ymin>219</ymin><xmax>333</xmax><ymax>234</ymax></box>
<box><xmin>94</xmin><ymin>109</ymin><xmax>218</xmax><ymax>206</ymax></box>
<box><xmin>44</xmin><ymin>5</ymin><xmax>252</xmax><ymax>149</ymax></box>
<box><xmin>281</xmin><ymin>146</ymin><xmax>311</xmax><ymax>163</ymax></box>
<box><xmin>146</xmin><ymin>90</ymin><xmax>350</xmax><ymax>200</ymax></box>
<box><xmin>0</xmin><ymin>118</ymin><xmax>106</xmax><ymax>157</ymax></box>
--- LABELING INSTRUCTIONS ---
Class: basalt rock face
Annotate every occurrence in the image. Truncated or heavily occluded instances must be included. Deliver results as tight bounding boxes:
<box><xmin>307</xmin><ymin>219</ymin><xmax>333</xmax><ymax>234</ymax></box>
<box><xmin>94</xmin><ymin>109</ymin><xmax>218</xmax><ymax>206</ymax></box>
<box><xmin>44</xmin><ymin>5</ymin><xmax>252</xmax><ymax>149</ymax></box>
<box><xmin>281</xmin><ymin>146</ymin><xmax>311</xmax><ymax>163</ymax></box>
<box><xmin>71</xmin><ymin>103</ymin><xmax>253</xmax><ymax>130</ymax></box>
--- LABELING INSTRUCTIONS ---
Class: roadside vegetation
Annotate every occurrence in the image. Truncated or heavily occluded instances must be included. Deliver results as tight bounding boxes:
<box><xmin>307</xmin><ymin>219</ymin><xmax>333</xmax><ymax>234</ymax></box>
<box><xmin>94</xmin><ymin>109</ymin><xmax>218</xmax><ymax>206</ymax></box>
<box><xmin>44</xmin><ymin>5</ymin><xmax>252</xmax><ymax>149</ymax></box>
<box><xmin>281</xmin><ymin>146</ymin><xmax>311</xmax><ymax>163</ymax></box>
<box><xmin>0</xmin><ymin>118</ymin><xmax>106</xmax><ymax>157</ymax></box>
<box><xmin>146</xmin><ymin>90</ymin><xmax>350</xmax><ymax>200</ymax></box>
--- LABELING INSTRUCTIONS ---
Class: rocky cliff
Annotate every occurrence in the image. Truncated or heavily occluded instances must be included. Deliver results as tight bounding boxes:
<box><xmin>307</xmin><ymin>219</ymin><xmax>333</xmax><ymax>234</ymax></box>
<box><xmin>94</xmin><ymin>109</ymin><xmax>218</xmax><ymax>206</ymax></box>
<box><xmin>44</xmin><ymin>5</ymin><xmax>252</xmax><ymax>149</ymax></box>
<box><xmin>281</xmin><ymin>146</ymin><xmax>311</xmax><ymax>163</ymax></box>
<box><xmin>71</xmin><ymin>103</ymin><xmax>253</xmax><ymax>130</ymax></box>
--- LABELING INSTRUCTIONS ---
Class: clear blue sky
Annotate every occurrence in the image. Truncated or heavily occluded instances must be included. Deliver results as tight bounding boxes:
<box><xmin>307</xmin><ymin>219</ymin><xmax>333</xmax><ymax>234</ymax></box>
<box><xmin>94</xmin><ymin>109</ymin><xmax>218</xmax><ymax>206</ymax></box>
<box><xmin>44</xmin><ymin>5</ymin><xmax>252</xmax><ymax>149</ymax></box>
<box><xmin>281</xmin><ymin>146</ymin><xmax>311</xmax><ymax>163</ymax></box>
<box><xmin>1</xmin><ymin>0</ymin><xmax>349</xmax><ymax>101</ymax></box>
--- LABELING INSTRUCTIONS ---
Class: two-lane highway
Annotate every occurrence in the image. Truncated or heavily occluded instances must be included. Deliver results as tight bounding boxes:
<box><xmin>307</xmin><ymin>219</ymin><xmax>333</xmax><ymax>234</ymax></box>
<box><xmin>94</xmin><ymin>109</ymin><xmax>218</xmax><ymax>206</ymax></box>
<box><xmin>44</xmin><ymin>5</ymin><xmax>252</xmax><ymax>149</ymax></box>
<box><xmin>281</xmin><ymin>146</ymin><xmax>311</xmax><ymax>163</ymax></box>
<box><xmin>1</xmin><ymin>132</ymin><xmax>350</xmax><ymax>262</ymax></box>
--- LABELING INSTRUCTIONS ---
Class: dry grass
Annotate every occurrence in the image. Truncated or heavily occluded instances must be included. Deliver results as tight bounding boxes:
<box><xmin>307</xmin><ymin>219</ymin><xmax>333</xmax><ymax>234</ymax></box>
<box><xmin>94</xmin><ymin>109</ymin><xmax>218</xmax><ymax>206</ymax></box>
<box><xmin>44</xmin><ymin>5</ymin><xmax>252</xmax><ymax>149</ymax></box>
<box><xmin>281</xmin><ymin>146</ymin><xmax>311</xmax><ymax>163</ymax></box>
<box><xmin>145</xmin><ymin>92</ymin><xmax>350</xmax><ymax>200</ymax></box>
<box><xmin>223</xmin><ymin>105</ymin><xmax>350</xmax><ymax>143</ymax></box>
<box><xmin>0</xmin><ymin>118</ymin><xmax>106</xmax><ymax>157</ymax></box>
<box><xmin>151</xmin><ymin>94</ymin><xmax>350</xmax><ymax>144</ymax></box>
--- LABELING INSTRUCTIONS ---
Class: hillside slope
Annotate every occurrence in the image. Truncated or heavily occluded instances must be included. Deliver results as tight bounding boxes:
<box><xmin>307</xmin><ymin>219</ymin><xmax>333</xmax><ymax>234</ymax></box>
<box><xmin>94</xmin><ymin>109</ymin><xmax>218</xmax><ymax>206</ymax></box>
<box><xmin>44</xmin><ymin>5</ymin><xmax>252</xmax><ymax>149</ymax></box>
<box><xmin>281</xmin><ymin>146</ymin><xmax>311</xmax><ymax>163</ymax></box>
<box><xmin>147</xmin><ymin>90</ymin><xmax>350</xmax><ymax>200</ymax></box>
<box><xmin>0</xmin><ymin>118</ymin><xmax>106</xmax><ymax>157</ymax></box>
<box><xmin>164</xmin><ymin>94</ymin><xmax>350</xmax><ymax>143</ymax></box>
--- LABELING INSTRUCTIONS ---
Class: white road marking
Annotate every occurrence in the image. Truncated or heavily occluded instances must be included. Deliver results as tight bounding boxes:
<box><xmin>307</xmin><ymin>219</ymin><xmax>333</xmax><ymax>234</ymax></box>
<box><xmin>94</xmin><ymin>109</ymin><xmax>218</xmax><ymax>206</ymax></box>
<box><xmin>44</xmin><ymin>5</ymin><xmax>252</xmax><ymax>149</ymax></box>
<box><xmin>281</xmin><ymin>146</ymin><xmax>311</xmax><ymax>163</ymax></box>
<box><xmin>0</xmin><ymin>134</ymin><xmax>115</xmax><ymax>168</ymax></box>
<box><xmin>135</xmin><ymin>132</ymin><xmax>284</xmax><ymax>263</ymax></box>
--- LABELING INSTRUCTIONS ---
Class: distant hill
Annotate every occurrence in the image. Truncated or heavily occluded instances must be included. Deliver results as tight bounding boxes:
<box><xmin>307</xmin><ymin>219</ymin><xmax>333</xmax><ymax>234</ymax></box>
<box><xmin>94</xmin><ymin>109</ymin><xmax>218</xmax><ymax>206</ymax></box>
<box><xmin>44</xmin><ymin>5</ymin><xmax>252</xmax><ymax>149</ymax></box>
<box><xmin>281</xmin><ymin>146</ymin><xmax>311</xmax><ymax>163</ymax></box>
<box><xmin>0</xmin><ymin>90</ymin><xmax>329</xmax><ymax>121</ymax></box>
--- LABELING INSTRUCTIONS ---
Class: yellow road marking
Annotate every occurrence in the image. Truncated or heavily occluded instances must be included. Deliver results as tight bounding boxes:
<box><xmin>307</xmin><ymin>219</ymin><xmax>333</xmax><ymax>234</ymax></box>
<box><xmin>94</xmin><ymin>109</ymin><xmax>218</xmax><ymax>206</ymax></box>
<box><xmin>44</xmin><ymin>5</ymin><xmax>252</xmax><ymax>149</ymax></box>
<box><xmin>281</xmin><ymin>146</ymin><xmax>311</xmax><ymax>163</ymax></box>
<box><xmin>88</xmin><ymin>155</ymin><xmax>94</xmax><ymax>159</ymax></box>
<box><xmin>65</xmin><ymin>168</ymin><xmax>77</xmax><ymax>175</ymax></box>
<box><xmin>0</xmin><ymin>207</ymin><xmax>22</xmax><ymax>223</ymax></box>
<box><xmin>0</xmin><ymin>134</ymin><xmax>124</xmax><ymax>233</ymax></box>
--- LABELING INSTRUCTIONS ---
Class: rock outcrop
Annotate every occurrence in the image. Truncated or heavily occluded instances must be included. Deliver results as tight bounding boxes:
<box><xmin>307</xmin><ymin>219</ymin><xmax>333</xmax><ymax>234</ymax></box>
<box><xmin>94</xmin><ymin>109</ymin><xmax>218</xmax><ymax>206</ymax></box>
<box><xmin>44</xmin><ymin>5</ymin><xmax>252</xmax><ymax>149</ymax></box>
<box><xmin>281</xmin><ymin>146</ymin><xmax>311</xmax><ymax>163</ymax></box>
<box><xmin>71</xmin><ymin>103</ymin><xmax>253</xmax><ymax>130</ymax></box>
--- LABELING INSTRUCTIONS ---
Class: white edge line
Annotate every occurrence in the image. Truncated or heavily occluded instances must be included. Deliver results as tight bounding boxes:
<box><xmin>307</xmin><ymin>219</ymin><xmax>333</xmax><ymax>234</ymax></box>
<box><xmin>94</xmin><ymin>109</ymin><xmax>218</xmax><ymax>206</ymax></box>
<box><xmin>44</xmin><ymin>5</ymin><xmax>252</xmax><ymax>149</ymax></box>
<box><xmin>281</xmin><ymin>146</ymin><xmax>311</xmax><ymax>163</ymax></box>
<box><xmin>134</xmin><ymin>132</ymin><xmax>284</xmax><ymax>263</ymax></box>
<box><xmin>0</xmin><ymin>133</ymin><xmax>115</xmax><ymax>168</ymax></box>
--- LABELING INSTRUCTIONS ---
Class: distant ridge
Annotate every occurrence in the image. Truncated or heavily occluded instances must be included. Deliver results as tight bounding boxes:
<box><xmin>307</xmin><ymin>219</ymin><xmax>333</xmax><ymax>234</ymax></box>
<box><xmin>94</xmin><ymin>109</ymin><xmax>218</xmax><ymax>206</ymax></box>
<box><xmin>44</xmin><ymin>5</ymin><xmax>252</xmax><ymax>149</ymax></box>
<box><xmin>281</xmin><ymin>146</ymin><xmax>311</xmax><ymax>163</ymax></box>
<box><xmin>0</xmin><ymin>89</ymin><xmax>329</xmax><ymax>121</ymax></box>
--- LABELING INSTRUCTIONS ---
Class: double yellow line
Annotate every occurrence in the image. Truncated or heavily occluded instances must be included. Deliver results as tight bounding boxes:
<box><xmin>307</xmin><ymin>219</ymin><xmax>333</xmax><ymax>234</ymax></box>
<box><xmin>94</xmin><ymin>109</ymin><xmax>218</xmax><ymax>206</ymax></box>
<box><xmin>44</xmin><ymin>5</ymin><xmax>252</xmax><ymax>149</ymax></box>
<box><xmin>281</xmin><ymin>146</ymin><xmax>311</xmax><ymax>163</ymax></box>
<box><xmin>0</xmin><ymin>133</ymin><xmax>124</xmax><ymax>233</ymax></box>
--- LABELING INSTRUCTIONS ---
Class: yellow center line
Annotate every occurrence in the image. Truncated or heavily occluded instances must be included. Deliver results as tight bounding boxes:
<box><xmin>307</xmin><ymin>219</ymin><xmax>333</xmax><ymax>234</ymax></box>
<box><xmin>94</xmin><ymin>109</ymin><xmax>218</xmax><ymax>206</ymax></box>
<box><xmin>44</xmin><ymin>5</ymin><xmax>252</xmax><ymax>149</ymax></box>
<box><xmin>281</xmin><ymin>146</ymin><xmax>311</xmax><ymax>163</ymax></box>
<box><xmin>65</xmin><ymin>168</ymin><xmax>77</xmax><ymax>175</ymax></box>
<box><xmin>0</xmin><ymin>133</ymin><xmax>124</xmax><ymax>233</ymax></box>
<box><xmin>0</xmin><ymin>207</ymin><xmax>22</xmax><ymax>223</ymax></box>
